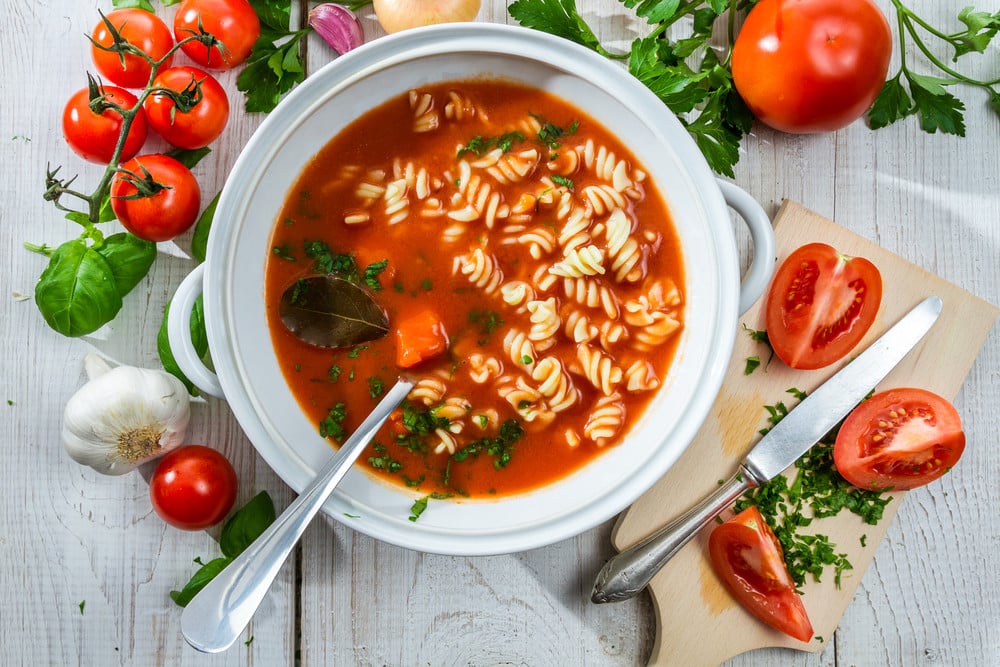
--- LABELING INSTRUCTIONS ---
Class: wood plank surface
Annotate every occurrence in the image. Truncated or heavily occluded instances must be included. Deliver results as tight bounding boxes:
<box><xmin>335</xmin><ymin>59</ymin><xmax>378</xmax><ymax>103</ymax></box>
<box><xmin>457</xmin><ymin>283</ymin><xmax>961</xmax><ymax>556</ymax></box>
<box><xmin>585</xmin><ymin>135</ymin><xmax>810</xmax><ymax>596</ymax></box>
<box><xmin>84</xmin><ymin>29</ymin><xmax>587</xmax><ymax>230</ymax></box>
<box><xmin>611</xmin><ymin>200</ymin><xmax>999</xmax><ymax>665</ymax></box>
<box><xmin>1</xmin><ymin>1</ymin><xmax>997</xmax><ymax>666</ymax></box>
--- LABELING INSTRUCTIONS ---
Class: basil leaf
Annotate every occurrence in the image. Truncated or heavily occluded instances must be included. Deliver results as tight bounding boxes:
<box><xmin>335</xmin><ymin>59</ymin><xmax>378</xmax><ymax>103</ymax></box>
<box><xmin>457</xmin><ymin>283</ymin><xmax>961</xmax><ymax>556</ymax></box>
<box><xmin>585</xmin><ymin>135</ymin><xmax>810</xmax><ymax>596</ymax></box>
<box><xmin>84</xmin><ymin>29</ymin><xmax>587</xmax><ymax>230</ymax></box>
<box><xmin>35</xmin><ymin>240</ymin><xmax>123</xmax><ymax>337</ymax></box>
<box><xmin>112</xmin><ymin>0</ymin><xmax>155</xmax><ymax>11</ymax></box>
<box><xmin>191</xmin><ymin>191</ymin><xmax>220</xmax><ymax>263</ymax></box>
<box><xmin>219</xmin><ymin>491</ymin><xmax>276</xmax><ymax>559</ymax></box>
<box><xmin>95</xmin><ymin>233</ymin><xmax>156</xmax><ymax>297</ymax></box>
<box><xmin>165</xmin><ymin>146</ymin><xmax>212</xmax><ymax>169</ymax></box>
<box><xmin>157</xmin><ymin>295</ymin><xmax>209</xmax><ymax>395</ymax></box>
<box><xmin>169</xmin><ymin>557</ymin><xmax>231</xmax><ymax>607</ymax></box>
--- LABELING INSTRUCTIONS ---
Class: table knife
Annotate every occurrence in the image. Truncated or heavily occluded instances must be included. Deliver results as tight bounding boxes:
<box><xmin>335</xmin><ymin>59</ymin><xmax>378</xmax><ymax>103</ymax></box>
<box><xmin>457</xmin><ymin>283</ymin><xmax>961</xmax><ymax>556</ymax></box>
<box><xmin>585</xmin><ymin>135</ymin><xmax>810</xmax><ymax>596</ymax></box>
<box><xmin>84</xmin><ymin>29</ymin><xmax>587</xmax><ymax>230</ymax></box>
<box><xmin>591</xmin><ymin>295</ymin><xmax>942</xmax><ymax>604</ymax></box>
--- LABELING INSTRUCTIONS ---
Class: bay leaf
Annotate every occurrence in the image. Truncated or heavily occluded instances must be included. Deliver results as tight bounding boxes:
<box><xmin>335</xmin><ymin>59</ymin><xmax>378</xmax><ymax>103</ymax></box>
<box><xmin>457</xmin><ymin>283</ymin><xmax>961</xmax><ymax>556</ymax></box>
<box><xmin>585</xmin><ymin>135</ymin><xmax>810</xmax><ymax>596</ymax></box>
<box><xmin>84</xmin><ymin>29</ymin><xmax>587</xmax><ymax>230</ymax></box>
<box><xmin>279</xmin><ymin>275</ymin><xmax>389</xmax><ymax>348</ymax></box>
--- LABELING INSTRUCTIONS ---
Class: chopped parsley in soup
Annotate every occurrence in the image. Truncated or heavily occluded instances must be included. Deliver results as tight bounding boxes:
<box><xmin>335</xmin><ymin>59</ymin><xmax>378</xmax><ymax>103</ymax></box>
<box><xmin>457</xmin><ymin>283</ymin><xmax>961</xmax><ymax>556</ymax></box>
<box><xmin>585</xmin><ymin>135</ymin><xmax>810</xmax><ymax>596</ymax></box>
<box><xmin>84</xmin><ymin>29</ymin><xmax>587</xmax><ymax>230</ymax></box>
<box><xmin>265</xmin><ymin>79</ymin><xmax>685</xmax><ymax>498</ymax></box>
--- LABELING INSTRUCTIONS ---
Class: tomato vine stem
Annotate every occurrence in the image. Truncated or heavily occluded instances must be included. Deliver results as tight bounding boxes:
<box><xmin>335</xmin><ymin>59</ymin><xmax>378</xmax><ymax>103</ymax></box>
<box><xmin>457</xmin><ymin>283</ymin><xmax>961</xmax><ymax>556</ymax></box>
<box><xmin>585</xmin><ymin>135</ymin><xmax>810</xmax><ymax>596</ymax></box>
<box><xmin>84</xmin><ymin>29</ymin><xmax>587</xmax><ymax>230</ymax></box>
<box><xmin>49</xmin><ymin>11</ymin><xmax>223</xmax><ymax>229</ymax></box>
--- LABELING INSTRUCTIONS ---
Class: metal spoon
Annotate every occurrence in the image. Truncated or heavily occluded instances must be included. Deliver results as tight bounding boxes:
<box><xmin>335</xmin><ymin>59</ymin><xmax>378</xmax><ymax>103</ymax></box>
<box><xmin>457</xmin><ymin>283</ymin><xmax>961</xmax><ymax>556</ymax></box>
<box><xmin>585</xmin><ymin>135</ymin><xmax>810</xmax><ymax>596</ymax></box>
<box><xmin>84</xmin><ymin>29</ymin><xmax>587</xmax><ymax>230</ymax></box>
<box><xmin>180</xmin><ymin>377</ymin><xmax>414</xmax><ymax>652</ymax></box>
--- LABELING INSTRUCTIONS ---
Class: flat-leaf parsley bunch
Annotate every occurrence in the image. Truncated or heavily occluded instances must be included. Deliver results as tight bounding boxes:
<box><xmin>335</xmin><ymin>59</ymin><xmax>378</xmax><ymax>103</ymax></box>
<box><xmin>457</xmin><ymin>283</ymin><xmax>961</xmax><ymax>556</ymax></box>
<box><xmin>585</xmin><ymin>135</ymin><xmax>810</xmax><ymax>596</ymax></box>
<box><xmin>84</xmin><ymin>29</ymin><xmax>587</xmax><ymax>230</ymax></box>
<box><xmin>509</xmin><ymin>0</ymin><xmax>1000</xmax><ymax>176</ymax></box>
<box><xmin>510</xmin><ymin>0</ymin><xmax>755</xmax><ymax>177</ymax></box>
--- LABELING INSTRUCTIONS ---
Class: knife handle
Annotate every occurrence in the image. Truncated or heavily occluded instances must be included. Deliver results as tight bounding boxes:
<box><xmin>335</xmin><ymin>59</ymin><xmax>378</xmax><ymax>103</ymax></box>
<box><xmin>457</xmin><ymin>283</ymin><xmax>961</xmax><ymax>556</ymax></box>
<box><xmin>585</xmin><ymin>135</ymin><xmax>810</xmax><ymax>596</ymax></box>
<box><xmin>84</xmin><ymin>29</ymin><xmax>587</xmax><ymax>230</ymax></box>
<box><xmin>591</xmin><ymin>470</ymin><xmax>752</xmax><ymax>603</ymax></box>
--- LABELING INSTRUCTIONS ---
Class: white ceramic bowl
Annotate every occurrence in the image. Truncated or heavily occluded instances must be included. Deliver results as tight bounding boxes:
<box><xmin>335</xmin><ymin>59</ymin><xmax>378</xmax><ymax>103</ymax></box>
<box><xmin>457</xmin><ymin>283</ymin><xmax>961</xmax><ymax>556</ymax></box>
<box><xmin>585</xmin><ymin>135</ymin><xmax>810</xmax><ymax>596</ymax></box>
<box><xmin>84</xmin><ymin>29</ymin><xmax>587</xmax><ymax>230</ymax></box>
<box><xmin>168</xmin><ymin>24</ymin><xmax>775</xmax><ymax>555</ymax></box>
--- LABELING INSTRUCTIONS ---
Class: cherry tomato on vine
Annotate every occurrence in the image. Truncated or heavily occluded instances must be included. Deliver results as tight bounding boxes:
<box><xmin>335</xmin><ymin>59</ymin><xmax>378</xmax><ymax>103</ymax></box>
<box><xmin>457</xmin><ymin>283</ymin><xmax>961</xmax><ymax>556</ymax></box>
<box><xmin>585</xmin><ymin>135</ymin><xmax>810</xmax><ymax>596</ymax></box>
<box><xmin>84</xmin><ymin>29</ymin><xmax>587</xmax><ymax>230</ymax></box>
<box><xmin>62</xmin><ymin>86</ymin><xmax>148</xmax><ymax>164</ymax></box>
<box><xmin>731</xmin><ymin>0</ymin><xmax>893</xmax><ymax>133</ymax></box>
<box><xmin>173</xmin><ymin>0</ymin><xmax>261</xmax><ymax>70</ymax></box>
<box><xmin>709</xmin><ymin>506</ymin><xmax>813</xmax><ymax>643</ymax></box>
<box><xmin>91</xmin><ymin>9</ymin><xmax>175</xmax><ymax>89</ymax></box>
<box><xmin>765</xmin><ymin>243</ymin><xmax>882</xmax><ymax>370</ymax></box>
<box><xmin>834</xmin><ymin>388</ymin><xmax>965</xmax><ymax>491</ymax></box>
<box><xmin>110</xmin><ymin>154</ymin><xmax>201</xmax><ymax>242</ymax></box>
<box><xmin>150</xmin><ymin>445</ymin><xmax>238</xmax><ymax>530</ymax></box>
<box><xmin>372</xmin><ymin>0</ymin><xmax>481</xmax><ymax>34</ymax></box>
<box><xmin>144</xmin><ymin>66</ymin><xmax>229</xmax><ymax>149</ymax></box>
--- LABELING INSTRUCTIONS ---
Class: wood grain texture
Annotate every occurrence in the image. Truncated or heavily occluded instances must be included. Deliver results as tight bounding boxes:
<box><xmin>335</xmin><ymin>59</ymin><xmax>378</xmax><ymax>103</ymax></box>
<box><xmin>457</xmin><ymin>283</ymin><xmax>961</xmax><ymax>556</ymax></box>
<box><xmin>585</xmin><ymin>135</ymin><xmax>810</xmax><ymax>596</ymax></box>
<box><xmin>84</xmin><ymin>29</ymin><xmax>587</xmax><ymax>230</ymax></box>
<box><xmin>0</xmin><ymin>1</ymin><xmax>996</xmax><ymax>666</ymax></box>
<box><xmin>611</xmin><ymin>201</ymin><xmax>998</xmax><ymax>666</ymax></box>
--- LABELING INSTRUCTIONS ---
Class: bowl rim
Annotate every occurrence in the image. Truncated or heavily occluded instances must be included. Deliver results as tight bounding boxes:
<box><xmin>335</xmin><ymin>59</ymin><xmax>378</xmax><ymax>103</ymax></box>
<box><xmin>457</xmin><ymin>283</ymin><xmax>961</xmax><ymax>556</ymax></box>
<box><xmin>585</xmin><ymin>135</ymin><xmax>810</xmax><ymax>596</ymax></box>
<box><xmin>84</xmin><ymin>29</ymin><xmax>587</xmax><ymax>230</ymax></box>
<box><xmin>202</xmin><ymin>23</ymin><xmax>741</xmax><ymax>555</ymax></box>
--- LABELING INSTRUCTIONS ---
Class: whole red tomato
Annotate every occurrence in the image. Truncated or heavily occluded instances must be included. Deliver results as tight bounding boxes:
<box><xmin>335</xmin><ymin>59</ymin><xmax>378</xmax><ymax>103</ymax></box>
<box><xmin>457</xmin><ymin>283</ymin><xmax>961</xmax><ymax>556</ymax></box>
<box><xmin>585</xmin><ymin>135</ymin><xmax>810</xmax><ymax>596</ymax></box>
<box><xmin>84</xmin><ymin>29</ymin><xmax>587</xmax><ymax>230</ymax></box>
<box><xmin>144</xmin><ymin>66</ymin><xmax>230</xmax><ymax>149</ymax></box>
<box><xmin>765</xmin><ymin>243</ymin><xmax>882</xmax><ymax>370</ymax></box>
<box><xmin>111</xmin><ymin>154</ymin><xmax>201</xmax><ymax>242</ymax></box>
<box><xmin>150</xmin><ymin>445</ymin><xmax>238</xmax><ymax>530</ymax></box>
<box><xmin>174</xmin><ymin>0</ymin><xmax>261</xmax><ymax>70</ymax></box>
<box><xmin>63</xmin><ymin>86</ymin><xmax>148</xmax><ymax>164</ymax></box>
<box><xmin>91</xmin><ymin>9</ymin><xmax>175</xmax><ymax>89</ymax></box>
<box><xmin>834</xmin><ymin>388</ymin><xmax>965</xmax><ymax>491</ymax></box>
<box><xmin>731</xmin><ymin>0</ymin><xmax>892</xmax><ymax>133</ymax></box>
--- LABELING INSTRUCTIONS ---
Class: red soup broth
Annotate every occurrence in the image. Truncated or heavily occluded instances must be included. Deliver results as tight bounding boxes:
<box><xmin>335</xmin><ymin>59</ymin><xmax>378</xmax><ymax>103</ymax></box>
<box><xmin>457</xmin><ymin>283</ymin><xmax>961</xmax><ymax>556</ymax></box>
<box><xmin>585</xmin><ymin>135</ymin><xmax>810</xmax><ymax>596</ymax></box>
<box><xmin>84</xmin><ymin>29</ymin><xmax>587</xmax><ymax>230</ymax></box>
<box><xmin>265</xmin><ymin>79</ymin><xmax>685</xmax><ymax>498</ymax></box>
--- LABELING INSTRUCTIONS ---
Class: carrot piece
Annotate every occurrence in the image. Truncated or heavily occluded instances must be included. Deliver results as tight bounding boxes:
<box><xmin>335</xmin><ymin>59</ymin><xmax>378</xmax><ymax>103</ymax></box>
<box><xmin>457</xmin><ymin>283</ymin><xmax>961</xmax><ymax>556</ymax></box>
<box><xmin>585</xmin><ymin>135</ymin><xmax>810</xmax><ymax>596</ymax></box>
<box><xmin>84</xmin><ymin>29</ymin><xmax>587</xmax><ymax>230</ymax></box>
<box><xmin>395</xmin><ymin>309</ymin><xmax>449</xmax><ymax>368</ymax></box>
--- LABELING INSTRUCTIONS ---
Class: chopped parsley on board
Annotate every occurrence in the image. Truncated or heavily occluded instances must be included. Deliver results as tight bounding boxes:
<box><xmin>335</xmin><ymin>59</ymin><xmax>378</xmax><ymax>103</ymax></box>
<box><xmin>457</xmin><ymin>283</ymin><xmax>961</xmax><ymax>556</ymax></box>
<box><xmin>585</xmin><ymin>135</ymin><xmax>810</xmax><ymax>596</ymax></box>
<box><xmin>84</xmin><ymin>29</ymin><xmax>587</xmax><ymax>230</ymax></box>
<box><xmin>734</xmin><ymin>388</ymin><xmax>892</xmax><ymax>590</ymax></box>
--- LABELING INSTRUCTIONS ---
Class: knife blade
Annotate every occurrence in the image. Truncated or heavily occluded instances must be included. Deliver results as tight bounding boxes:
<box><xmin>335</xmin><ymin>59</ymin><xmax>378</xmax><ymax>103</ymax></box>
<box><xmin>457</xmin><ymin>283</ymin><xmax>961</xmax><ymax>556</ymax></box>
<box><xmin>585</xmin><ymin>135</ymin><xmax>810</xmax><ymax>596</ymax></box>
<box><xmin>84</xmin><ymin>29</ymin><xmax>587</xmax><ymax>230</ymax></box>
<box><xmin>591</xmin><ymin>295</ymin><xmax>942</xmax><ymax>603</ymax></box>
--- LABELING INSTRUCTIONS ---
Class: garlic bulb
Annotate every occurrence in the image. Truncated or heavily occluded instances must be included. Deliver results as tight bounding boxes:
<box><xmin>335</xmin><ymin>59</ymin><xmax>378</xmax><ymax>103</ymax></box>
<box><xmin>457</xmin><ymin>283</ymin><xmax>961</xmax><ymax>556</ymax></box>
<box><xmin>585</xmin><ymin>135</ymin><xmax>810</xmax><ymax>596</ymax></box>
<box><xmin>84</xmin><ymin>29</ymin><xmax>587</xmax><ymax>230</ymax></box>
<box><xmin>63</xmin><ymin>354</ymin><xmax>191</xmax><ymax>475</ymax></box>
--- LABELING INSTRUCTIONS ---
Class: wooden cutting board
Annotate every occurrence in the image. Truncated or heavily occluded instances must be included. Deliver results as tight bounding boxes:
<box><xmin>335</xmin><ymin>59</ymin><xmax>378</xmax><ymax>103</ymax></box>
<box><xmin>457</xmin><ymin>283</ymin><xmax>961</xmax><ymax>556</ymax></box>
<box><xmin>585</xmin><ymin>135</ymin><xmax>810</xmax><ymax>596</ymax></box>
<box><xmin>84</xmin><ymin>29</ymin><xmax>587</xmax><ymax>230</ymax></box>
<box><xmin>611</xmin><ymin>200</ymin><xmax>999</xmax><ymax>666</ymax></box>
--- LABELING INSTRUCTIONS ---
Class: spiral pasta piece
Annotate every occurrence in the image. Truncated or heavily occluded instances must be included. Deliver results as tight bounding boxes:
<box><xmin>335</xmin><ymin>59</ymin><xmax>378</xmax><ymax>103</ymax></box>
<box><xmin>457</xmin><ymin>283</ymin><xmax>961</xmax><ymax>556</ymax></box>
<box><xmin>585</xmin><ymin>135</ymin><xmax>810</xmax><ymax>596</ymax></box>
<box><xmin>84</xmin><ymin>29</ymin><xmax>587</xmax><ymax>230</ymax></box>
<box><xmin>503</xmin><ymin>329</ymin><xmax>538</xmax><ymax>372</ymax></box>
<box><xmin>530</xmin><ymin>357</ymin><xmax>579</xmax><ymax>413</ymax></box>
<box><xmin>383</xmin><ymin>178</ymin><xmax>409</xmax><ymax>225</ymax></box>
<box><xmin>563</xmin><ymin>277</ymin><xmax>618</xmax><ymax>318</ymax></box>
<box><xmin>432</xmin><ymin>396</ymin><xmax>472</xmax><ymax>422</ymax></box>
<box><xmin>557</xmin><ymin>206</ymin><xmax>592</xmax><ymax>254</ymax></box>
<box><xmin>486</xmin><ymin>148</ymin><xmax>539</xmax><ymax>184</ymax></box>
<box><xmin>408</xmin><ymin>376</ymin><xmax>447</xmax><ymax>406</ymax></box>
<box><xmin>563</xmin><ymin>308</ymin><xmax>598</xmax><ymax>343</ymax></box>
<box><xmin>577</xmin><ymin>138</ymin><xmax>633</xmax><ymax>192</ymax></box>
<box><xmin>584</xmin><ymin>393</ymin><xmax>625</xmax><ymax>446</ymax></box>
<box><xmin>574</xmin><ymin>344</ymin><xmax>623</xmax><ymax>396</ymax></box>
<box><xmin>468</xmin><ymin>354</ymin><xmax>503</xmax><ymax>384</ymax></box>
<box><xmin>409</xmin><ymin>90</ymin><xmax>439</xmax><ymax>133</ymax></box>
<box><xmin>444</xmin><ymin>90</ymin><xmax>477</xmax><ymax>121</ymax></box>
<box><xmin>515</xmin><ymin>227</ymin><xmax>557</xmax><ymax>259</ymax></box>
<box><xmin>526</xmin><ymin>297</ymin><xmax>560</xmax><ymax>349</ymax></box>
<box><xmin>549</xmin><ymin>245</ymin><xmax>606</xmax><ymax>277</ymax></box>
<box><xmin>624</xmin><ymin>359</ymin><xmax>660</xmax><ymax>392</ymax></box>
<box><xmin>582</xmin><ymin>183</ymin><xmax>627</xmax><ymax>216</ymax></box>
<box><xmin>603</xmin><ymin>208</ymin><xmax>643</xmax><ymax>283</ymax></box>
<box><xmin>500</xmin><ymin>281</ymin><xmax>536</xmax><ymax>313</ymax></box>
<box><xmin>454</xmin><ymin>247</ymin><xmax>504</xmax><ymax>294</ymax></box>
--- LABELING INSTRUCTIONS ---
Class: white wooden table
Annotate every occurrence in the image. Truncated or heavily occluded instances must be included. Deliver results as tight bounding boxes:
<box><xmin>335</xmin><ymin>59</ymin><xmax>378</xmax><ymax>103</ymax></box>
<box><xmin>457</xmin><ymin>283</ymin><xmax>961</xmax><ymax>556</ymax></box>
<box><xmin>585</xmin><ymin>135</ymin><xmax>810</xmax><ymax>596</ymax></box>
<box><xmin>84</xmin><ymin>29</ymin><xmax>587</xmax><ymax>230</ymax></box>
<box><xmin>1</xmin><ymin>1</ymin><xmax>997</xmax><ymax>665</ymax></box>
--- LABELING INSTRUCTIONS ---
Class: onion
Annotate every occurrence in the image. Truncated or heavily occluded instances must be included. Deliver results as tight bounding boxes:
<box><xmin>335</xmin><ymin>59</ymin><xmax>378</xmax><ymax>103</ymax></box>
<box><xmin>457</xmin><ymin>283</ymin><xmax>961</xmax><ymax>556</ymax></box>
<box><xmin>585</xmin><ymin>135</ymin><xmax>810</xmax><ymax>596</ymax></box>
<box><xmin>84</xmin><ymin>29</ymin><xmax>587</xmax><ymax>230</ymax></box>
<box><xmin>372</xmin><ymin>0</ymin><xmax>482</xmax><ymax>34</ymax></box>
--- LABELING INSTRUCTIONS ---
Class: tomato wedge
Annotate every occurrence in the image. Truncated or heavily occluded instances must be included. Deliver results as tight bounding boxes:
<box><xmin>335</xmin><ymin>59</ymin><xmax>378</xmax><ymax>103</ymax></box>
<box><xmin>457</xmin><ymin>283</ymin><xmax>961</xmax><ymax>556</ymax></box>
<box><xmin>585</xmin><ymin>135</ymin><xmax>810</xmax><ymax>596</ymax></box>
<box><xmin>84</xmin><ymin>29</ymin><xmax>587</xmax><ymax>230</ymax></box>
<box><xmin>834</xmin><ymin>388</ymin><xmax>965</xmax><ymax>491</ymax></box>
<box><xmin>709</xmin><ymin>506</ymin><xmax>813</xmax><ymax>643</ymax></box>
<box><xmin>765</xmin><ymin>243</ymin><xmax>882</xmax><ymax>370</ymax></box>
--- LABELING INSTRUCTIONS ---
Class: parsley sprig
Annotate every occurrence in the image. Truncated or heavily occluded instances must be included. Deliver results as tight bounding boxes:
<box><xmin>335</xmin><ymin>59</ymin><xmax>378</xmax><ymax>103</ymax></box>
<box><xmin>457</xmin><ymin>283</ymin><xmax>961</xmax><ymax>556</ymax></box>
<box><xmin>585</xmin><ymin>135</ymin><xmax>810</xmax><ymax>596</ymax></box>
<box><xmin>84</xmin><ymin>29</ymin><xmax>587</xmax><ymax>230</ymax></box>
<box><xmin>870</xmin><ymin>2</ymin><xmax>1000</xmax><ymax>135</ymax></box>
<box><xmin>734</xmin><ymin>389</ymin><xmax>892</xmax><ymax>590</ymax></box>
<box><xmin>238</xmin><ymin>0</ymin><xmax>311</xmax><ymax>113</ymax></box>
<box><xmin>511</xmin><ymin>0</ymin><xmax>999</xmax><ymax>175</ymax></box>
<box><xmin>509</xmin><ymin>0</ymin><xmax>754</xmax><ymax>177</ymax></box>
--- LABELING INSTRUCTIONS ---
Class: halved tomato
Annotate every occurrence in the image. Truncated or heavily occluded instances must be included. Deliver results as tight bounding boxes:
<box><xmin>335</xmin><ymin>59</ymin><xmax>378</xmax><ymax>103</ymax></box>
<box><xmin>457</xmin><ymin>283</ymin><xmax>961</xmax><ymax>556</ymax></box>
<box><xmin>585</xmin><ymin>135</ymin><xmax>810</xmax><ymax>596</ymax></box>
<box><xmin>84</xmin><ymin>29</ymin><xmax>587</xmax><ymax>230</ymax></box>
<box><xmin>834</xmin><ymin>388</ymin><xmax>965</xmax><ymax>491</ymax></box>
<box><xmin>709</xmin><ymin>506</ymin><xmax>813</xmax><ymax>643</ymax></box>
<box><xmin>765</xmin><ymin>242</ymin><xmax>882</xmax><ymax>370</ymax></box>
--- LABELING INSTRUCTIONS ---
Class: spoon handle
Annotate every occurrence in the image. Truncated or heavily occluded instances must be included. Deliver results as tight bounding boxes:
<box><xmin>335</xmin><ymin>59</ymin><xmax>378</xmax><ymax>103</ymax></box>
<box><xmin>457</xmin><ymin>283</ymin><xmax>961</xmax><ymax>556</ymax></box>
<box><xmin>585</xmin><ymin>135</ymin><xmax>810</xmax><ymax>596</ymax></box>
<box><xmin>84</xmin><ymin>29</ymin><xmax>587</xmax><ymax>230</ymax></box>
<box><xmin>591</xmin><ymin>472</ymin><xmax>751</xmax><ymax>603</ymax></box>
<box><xmin>180</xmin><ymin>378</ymin><xmax>414</xmax><ymax>653</ymax></box>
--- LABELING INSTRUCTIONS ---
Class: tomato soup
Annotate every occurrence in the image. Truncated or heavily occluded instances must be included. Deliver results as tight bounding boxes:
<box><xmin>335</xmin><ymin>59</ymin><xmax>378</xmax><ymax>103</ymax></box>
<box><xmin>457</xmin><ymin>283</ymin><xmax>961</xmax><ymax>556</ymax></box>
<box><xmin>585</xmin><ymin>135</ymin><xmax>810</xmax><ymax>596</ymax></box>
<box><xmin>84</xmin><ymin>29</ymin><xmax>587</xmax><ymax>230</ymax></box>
<box><xmin>265</xmin><ymin>80</ymin><xmax>685</xmax><ymax>498</ymax></box>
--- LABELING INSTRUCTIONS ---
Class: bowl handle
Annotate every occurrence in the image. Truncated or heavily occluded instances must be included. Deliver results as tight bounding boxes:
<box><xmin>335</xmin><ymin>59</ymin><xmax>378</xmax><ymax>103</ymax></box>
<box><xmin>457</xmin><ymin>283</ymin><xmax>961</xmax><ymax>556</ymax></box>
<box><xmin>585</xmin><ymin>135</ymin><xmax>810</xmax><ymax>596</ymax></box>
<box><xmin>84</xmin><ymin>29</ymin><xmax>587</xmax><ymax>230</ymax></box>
<box><xmin>167</xmin><ymin>264</ymin><xmax>225</xmax><ymax>398</ymax></box>
<box><xmin>716</xmin><ymin>179</ymin><xmax>776</xmax><ymax>314</ymax></box>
